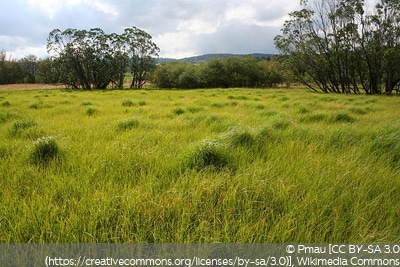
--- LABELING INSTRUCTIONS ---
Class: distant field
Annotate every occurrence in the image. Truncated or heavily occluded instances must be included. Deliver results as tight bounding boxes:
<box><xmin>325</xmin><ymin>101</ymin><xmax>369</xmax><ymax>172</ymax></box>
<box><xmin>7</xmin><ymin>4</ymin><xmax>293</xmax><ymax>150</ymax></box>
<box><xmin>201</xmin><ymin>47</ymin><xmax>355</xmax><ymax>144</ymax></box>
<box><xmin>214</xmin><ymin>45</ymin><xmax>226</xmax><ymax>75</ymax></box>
<box><xmin>0</xmin><ymin>84</ymin><xmax>64</xmax><ymax>91</ymax></box>
<box><xmin>1</xmin><ymin>87</ymin><xmax>400</xmax><ymax>242</ymax></box>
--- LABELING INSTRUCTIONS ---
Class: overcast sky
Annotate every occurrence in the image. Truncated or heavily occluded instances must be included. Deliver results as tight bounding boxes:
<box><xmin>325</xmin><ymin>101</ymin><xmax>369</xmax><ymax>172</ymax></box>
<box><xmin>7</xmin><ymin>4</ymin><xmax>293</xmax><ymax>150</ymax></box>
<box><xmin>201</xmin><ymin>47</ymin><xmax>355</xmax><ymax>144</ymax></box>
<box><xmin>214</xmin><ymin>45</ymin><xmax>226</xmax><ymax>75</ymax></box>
<box><xmin>1</xmin><ymin>0</ymin><xmax>303</xmax><ymax>59</ymax></box>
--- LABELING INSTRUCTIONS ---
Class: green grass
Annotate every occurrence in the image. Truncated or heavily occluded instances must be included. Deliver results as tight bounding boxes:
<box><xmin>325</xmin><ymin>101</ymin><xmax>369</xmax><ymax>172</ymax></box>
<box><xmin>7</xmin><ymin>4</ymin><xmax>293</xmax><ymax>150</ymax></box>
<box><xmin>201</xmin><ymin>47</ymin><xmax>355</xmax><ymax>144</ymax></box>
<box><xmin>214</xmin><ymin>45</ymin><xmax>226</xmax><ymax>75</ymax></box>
<box><xmin>1</xmin><ymin>88</ymin><xmax>400</xmax><ymax>243</ymax></box>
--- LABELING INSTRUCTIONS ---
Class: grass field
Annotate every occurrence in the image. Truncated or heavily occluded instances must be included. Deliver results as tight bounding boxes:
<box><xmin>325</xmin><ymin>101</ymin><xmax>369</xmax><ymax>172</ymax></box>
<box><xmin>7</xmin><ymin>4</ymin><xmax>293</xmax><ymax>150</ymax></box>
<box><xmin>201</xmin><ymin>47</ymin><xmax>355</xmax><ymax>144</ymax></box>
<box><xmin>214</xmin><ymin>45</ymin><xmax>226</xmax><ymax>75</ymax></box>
<box><xmin>1</xmin><ymin>87</ymin><xmax>400</xmax><ymax>243</ymax></box>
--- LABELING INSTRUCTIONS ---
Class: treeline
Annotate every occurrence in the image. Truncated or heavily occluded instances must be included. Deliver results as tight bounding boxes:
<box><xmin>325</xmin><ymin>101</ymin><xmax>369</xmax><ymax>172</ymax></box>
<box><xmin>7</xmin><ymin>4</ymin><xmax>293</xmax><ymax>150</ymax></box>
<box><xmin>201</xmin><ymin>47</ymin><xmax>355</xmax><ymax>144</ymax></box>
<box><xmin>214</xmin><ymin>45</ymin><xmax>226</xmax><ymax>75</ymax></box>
<box><xmin>152</xmin><ymin>56</ymin><xmax>288</xmax><ymax>89</ymax></box>
<box><xmin>0</xmin><ymin>52</ymin><xmax>58</xmax><ymax>84</ymax></box>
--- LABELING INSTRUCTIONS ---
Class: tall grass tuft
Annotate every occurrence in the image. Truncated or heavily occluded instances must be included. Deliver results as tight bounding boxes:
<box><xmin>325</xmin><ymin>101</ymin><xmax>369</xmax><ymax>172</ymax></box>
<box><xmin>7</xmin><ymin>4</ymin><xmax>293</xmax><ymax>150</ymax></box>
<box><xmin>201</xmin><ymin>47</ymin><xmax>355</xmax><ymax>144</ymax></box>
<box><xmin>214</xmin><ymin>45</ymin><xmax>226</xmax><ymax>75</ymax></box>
<box><xmin>182</xmin><ymin>139</ymin><xmax>232</xmax><ymax>171</ymax></box>
<box><xmin>370</xmin><ymin>126</ymin><xmax>400</xmax><ymax>168</ymax></box>
<box><xmin>117</xmin><ymin>118</ymin><xmax>139</xmax><ymax>131</ymax></box>
<box><xmin>86</xmin><ymin>107</ymin><xmax>98</xmax><ymax>116</ymax></box>
<box><xmin>30</xmin><ymin>136</ymin><xmax>60</xmax><ymax>165</ymax></box>
<box><xmin>330</xmin><ymin>113</ymin><xmax>356</xmax><ymax>123</ymax></box>
<box><xmin>2</xmin><ymin>101</ymin><xmax>11</xmax><ymax>107</ymax></box>
<box><xmin>122</xmin><ymin>99</ymin><xmax>134</xmax><ymax>107</ymax></box>
<box><xmin>11</xmin><ymin>118</ymin><xmax>37</xmax><ymax>135</ymax></box>
<box><xmin>225</xmin><ymin>127</ymin><xmax>255</xmax><ymax>147</ymax></box>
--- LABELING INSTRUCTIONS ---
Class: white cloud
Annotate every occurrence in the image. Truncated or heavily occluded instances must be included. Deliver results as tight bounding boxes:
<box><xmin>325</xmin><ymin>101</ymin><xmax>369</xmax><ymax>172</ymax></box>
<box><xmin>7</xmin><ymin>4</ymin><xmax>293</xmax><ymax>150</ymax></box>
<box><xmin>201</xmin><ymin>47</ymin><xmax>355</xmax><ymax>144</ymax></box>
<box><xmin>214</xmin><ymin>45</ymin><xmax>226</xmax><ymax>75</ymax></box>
<box><xmin>4</xmin><ymin>0</ymin><xmax>305</xmax><ymax>59</ymax></box>
<box><xmin>154</xmin><ymin>32</ymin><xmax>196</xmax><ymax>59</ymax></box>
<box><xmin>88</xmin><ymin>1</ymin><xmax>119</xmax><ymax>17</ymax></box>
<box><xmin>28</xmin><ymin>0</ymin><xmax>118</xmax><ymax>19</ymax></box>
<box><xmin>177</xmin><ymin>18</ymin><xmax>220</xmax><ymax>35</ymax></box>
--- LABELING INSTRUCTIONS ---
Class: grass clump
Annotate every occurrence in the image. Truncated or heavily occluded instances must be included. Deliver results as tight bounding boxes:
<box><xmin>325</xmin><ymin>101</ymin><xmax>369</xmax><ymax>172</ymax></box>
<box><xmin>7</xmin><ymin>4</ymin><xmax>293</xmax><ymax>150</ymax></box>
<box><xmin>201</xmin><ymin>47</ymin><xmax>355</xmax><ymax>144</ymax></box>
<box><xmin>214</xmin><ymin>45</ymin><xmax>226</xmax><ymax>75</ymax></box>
<box><xmin>299</xmin><ymin>113</ymin><xmax>328</xmax><ymax>123</ymax></box>
<box><xmin>2</xmin><ymin>101</ymin><xmax>10</xmax><ymax>107</ymax></box>
<box><xmin>81</xmin><ymin>101</ymin><xmax>93</xmax><ymax>106</ymax></box>
<box><xmin>11</xmin><ymin>118</ymin><xmax>37</xmax><ymax>134</ymax></box>
<box><xmin>117</xmin><ymin>118</ymin><xmax>139</xmax><ymax>131</ymax></box>
<box><xmin>225</xmin><ymin>128</ymin><xmax>256</xmax><ymax>147</ymax></box>
<box><xmin>370</xmin><ymin>126</ymin><xmax>400</xmax><ymax>168</ymax></box>
<box><xmin>122</xmin><ymin>99</ymin><xmax>134</xmax><ymax>107</ymax></box>
<box><xmin>30</xmin><ymin>136</ymin><xmax>60</xmax><ymax>165</ymax></box>
<box><xmin>0</xmin><ymin>111</ymin><xmax>18</xmax><ymax>123</ymax></box>
<box><xmin>86</xmin><ymin>107</ymin><xmax>98</xmax><ymax>116</ymax></box>
<box><xmin>173</xmin><ymin>107</ymin><xmax>185</xmax><ymax>115</ymax></box>
<box><xmin>183</xmin><ymin>140</ymin><xmax>232</xmax><ymax>171</ymax></box>
<box><xmin>330</xmin><ymin>113</ymin><xmax>356</xmax><ymax>123</ymax></box>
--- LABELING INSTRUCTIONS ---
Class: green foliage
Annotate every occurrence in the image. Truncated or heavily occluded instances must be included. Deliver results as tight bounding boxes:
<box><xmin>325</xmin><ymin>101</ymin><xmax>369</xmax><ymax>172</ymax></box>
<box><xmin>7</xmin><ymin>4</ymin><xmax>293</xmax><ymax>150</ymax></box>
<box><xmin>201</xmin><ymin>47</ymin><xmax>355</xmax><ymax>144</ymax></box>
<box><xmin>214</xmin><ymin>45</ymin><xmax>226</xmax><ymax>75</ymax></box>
<box><xmin>275</xmin><ymin>0</ymin><xmax>400</xmax><ymax>94</ymax></box>
<box><xmin>152</xmin><ymin>57</ymin><xmax>284</xmax><ymax>89</ymax></box>
<box><xmin>47</xmin><ymin>27</ymin><xmax>159</xmax><ymax>89</ymax></box>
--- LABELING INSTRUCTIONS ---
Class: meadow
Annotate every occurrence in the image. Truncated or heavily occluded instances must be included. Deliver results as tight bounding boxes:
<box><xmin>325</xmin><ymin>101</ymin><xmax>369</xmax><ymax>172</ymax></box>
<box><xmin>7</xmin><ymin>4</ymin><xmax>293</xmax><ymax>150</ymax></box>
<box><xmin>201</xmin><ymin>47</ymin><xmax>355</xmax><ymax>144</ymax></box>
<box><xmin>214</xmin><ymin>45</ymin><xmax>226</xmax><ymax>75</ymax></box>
<box><xmin>0</xmin><ymin>87</ymin><xmax>400</xmax><ymax>243</ymax></box>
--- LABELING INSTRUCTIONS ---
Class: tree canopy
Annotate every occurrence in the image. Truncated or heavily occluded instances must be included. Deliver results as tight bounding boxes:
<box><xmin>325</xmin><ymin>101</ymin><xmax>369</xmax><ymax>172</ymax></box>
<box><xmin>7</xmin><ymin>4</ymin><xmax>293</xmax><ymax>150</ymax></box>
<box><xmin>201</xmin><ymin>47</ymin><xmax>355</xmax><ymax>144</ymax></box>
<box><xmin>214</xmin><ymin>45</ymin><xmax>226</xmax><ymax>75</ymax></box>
<box><xmin>47</xmin><ymin>26</ymin><xmax>159</xmax><ymax>89</ymax></box>
<box><xmin>274</xmin><ymin>0</ymin><xmax>400</xmax><ymax>94</ymax></box>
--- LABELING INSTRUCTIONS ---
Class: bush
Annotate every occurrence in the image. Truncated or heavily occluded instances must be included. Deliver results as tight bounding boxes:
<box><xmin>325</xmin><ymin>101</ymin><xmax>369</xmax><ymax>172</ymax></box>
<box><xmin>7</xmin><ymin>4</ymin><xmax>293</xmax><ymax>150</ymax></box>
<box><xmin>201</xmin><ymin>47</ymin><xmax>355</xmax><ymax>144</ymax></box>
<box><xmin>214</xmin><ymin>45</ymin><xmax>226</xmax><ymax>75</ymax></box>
<box><xmin>30</xmin><ymin>136</ymin><xmax>59</xmax><ymax>165</ymax></box>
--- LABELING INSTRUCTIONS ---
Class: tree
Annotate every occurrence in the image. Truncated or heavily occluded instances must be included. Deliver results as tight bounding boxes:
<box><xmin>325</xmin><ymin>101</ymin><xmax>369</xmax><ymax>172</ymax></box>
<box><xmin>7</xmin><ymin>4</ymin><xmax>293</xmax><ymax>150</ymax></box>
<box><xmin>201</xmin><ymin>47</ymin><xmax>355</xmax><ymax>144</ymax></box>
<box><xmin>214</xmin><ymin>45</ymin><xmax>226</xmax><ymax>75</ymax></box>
<box><xmin>46</xmin><ymin>27</ymin><xmax>159</xmax><ymax>90</ymax></box>
<box><xmin>19</xmin><ymin>55</ymin><xmax>39</xmax><ymax>83</ymax></box>
<box><xmin>37</xmin><ymin>58</ymin><xmax>62</xmax><ymax>84</ymax></box>
<box><xmin>0</xmin><ymin>51</ymin><xmax>24</xmax><ymax>84</ymax></box>
<box><xmin>119</xmin><ymin>27</ymin><xmax>160</xmax><ymax>89</ymax></box>
<box><xmin>274</xmin><ymin>0</ymin><xmax>400</xmax><ymax>94</ymax></box>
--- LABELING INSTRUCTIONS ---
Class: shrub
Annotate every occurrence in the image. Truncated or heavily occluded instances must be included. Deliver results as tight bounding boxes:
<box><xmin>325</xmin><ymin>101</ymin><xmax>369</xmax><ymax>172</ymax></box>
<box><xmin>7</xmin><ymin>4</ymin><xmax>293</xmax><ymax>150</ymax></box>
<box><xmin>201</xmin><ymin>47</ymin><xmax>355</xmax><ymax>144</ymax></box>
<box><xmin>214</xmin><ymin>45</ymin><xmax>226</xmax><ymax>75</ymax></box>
<box><xmin>30</xmin><ymin>136</ymin><xmax>59</xmax><ymax>165</ymax></box>
<box><xmin>117</xmin><ymin>118</ymin><xmax>139</xmax><ymax>131</ymax></box>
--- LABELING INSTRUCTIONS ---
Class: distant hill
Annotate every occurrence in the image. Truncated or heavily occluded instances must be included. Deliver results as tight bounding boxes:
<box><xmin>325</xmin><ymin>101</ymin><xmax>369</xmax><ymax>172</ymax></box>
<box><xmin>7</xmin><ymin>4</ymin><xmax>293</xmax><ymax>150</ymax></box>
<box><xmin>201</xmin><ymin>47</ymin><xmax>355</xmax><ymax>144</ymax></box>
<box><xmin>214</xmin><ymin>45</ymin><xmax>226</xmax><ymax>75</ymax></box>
<box><xmin>158</xmin><ymin>53</ymin><xmax>278</xmax><ymax>64</ymax></box>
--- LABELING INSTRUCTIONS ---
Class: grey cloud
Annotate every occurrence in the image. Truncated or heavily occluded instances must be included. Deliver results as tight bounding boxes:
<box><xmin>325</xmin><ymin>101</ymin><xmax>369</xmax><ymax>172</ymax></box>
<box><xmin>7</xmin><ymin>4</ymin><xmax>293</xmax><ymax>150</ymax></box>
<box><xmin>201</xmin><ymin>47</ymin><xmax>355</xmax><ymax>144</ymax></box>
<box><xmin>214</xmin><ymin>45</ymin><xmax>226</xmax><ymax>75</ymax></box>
<box><xmin>1</xmin><ymin>0</ymin><xmax>300</xmax><ymax>59</ymax></box>
<box><xmin>193</xmin><ymin>21</ymin><xmax>280</xmax><ymax>55</ymax></box>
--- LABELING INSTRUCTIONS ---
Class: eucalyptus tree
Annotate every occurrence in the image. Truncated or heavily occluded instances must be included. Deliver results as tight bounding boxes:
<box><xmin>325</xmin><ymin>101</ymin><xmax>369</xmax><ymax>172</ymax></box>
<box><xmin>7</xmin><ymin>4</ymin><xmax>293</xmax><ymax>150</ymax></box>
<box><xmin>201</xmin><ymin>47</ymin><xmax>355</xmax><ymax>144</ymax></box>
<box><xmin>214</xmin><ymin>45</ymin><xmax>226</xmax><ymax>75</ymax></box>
<box><xmin>18</xmin><ymin>55</ymin><xmax>39</xmax><ymax>83</ymax></box>
<box><xmin>47</xmin><ymin>26</ymin><xmax>159</xmax><ymax>90</ymax></box>
<box><xmin>274</xmin><ymin>0</ymin><xmax>400</xmax><ymax>94</ymax></box>
<box><xmin>119</xmin><ymin>27</ymin><xmax>160</xmax><ymax>89</ymax></box>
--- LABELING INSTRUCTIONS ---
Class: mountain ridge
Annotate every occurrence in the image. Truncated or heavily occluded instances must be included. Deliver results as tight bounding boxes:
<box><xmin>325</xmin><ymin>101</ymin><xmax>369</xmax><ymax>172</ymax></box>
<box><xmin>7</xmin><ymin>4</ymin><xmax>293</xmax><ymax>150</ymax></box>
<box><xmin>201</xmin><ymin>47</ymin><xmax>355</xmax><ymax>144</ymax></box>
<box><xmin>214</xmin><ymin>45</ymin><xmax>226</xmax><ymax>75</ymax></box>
<box><xmin>158</xmin><ymin>53</ymin><xmax>278</xmax><ymax>64</ymax></box>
